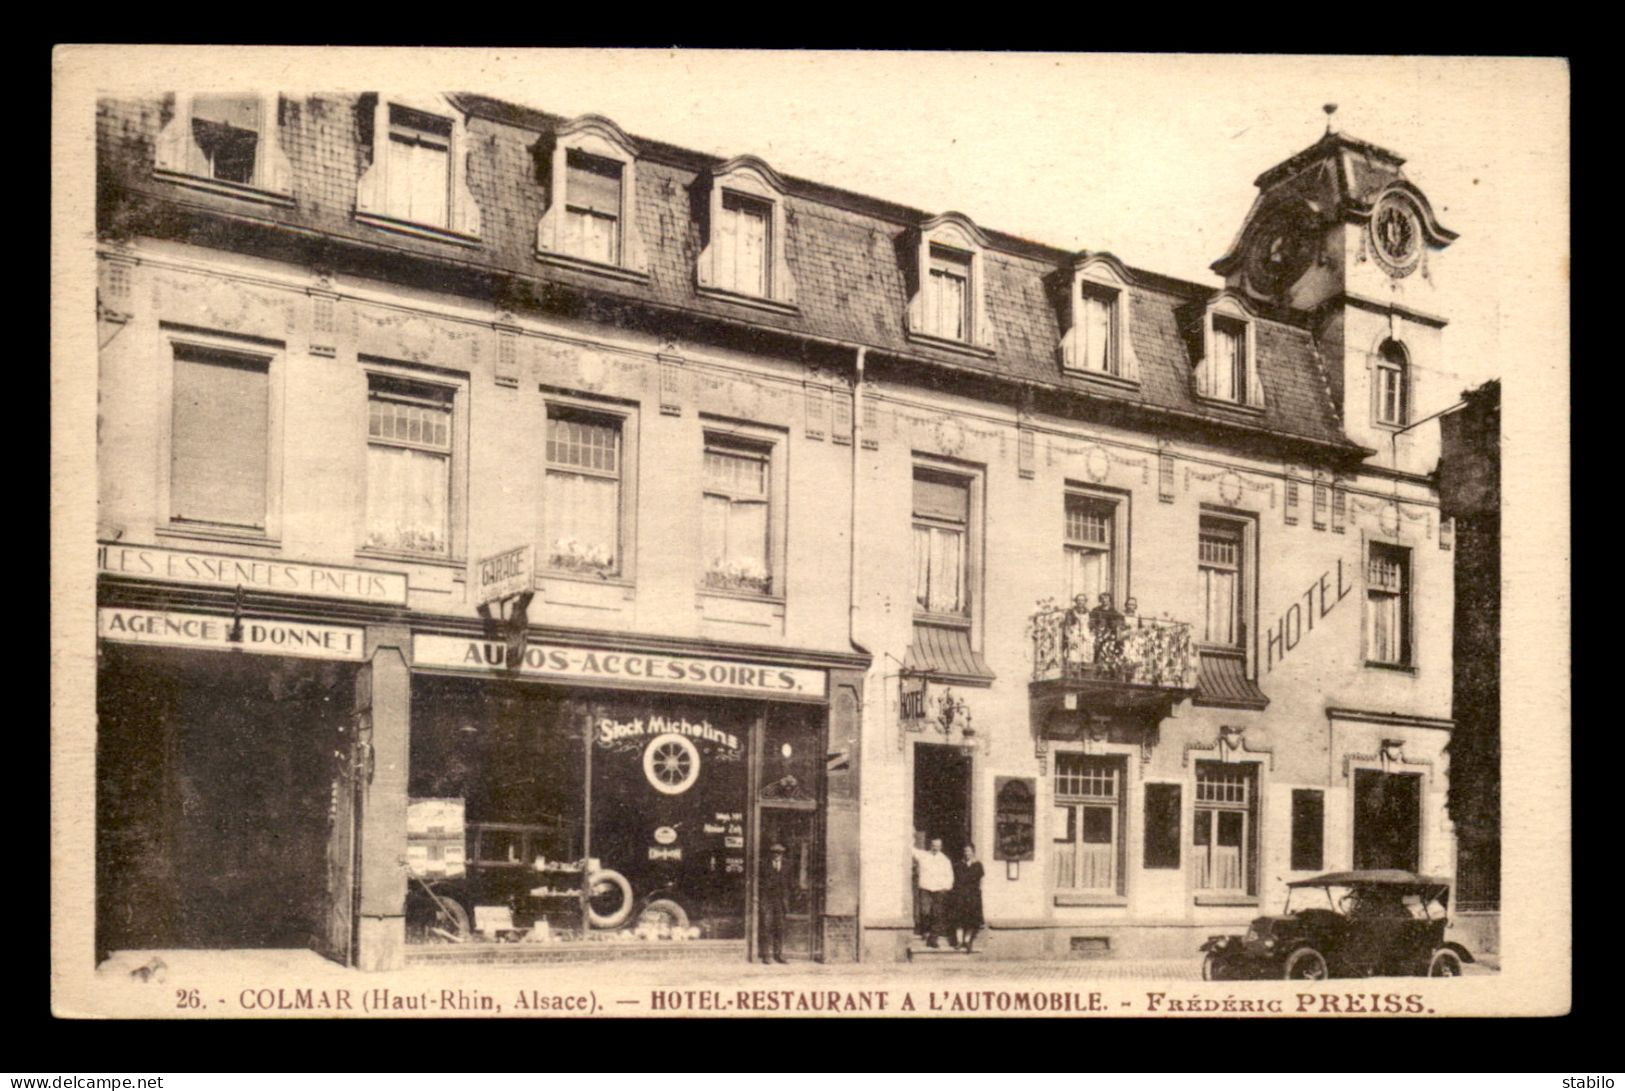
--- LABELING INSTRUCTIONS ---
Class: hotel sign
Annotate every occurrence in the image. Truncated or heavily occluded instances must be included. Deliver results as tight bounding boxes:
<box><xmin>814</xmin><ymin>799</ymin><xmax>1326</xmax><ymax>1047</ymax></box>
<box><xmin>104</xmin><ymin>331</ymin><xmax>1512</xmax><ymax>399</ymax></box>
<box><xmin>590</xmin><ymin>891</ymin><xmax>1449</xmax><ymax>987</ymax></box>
<box><xmin>98</xmin><ymin>544</ymin><xmax>408</xmax><ymax>605</ymax></box>
<box><xmin>413</xmin><ymin>634</ymin><xmax>828</xmax><ymax>699</ymax></box>
<box><xmin>98</xmin><ymin>608</ymin><xmax>366</xmax><ymax>661</ymax></box>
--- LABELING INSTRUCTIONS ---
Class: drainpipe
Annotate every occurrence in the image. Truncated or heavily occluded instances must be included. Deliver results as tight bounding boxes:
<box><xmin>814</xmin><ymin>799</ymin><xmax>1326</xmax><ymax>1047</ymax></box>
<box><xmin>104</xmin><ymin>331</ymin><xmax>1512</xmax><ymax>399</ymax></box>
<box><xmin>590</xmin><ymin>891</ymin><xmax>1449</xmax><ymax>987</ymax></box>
<box><xmin>849</xmin><ymin>346</ymin><xmax>870</xmax><ymax>658</ymax></box>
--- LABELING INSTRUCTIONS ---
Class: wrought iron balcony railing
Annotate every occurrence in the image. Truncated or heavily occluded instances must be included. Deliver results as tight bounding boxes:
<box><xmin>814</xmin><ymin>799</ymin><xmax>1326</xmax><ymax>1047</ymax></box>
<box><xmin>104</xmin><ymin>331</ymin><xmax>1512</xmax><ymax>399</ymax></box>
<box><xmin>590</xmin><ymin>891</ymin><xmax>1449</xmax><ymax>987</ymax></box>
<box><xmin>1029</xmin><ymin>599</ymin><xmax>1200</xmax><ymax>690</ymax></box>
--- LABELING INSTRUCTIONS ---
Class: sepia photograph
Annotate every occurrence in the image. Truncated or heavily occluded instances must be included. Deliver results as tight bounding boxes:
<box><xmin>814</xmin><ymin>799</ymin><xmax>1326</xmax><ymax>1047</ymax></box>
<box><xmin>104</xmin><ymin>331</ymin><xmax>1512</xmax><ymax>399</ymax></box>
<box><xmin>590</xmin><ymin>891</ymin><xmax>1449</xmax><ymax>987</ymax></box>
<box><xmin>50</xmin><ymin>47</ymin><xmax>1569</xmax><ymax>1021</ymax></box>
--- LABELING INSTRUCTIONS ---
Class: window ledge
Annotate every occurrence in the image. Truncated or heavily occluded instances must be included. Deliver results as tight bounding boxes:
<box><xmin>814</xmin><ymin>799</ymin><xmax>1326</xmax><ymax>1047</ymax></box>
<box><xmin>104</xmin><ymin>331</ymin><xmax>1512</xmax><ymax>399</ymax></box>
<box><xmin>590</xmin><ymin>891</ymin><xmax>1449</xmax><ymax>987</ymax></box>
<box><xmin>152</xmin><ymin>168</ymin><xmax>294</xmax><ymax>207</ymax></box>
<box><xmin>913</xmin><ymin>611</ymin><xmax>972</xmax><ymax>629</ymax></box>
<box><xmin>695</xmin><ymin>286</ymin><xmax>799</xmax><ymax>316</ymax></box>
<box><xmin>1194</xmin><ymin>895</ymin><xmax>1259</xmax><ymax>908</ymax></box>
<box><xmin>697</xmin><ymin>585</ymin><xmax>786</xmax><ymax>606</ymax></box>
<box><xmin>356</xmin><ymin>548</ymin><xmax>465</xmax><ymax>572</ymax></box>
<box><xmin>1371</xmin><ymin>419</ymin><xmax>1410</xmax><ymax>433</ymax></box>
<box><xmin>1053</xmin><ymin>894</ymin><xmax>1128</xmax><ymax>908</ymax></box>
<box><xmin>536</xmin><ymin>250</ymin><xmax>650</xmax><ymax>284</ymax></box>
<box><xmin>1192</xmin><ymin>394</ymin><xmax>1266</xmax><ymax>416</ymax></box>
<box><xmin>354</xmin><ymin>212</ymin><xmax>481</xmax><ymax>248</ymax></box>
<box><xmin>537</xmin><ymin>569</ymin><xmax>635</xmax><ymax>590</ymax></box>
<box><xmin>905</xmin><ymin>331</ymin><xmax>996</xmax><ymax>359</ymax></box>
<box><xmin>1364</xmin><ymin>660</ymin><xmax>1419</xmax><ymax>675</ymax></box>
<box><xmin>1062</xmin><ymin>368</ymin><xmax>1140</xmax><ymax>391</ymax></box>
<box><xmin>156</xmin><ymin>524</ymin><xmax>279</xmax><ymax>549</ymax></box>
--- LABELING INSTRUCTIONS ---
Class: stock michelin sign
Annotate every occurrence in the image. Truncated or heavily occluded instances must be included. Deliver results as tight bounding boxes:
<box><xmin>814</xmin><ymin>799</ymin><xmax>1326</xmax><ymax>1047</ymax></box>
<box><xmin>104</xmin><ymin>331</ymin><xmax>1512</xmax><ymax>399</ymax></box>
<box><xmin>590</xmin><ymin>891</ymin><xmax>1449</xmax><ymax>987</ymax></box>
<box><xmin>412</xmin><ymin>634</ymin><xmax>827</xmax><ymax>699</ymax></box>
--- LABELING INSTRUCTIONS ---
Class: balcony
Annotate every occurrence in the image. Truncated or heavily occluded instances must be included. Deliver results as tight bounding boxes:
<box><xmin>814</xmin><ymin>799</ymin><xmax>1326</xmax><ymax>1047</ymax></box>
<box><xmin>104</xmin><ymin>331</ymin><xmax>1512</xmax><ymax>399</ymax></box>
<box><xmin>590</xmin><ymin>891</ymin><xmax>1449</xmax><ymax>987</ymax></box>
<box><xmin>1028</xmin><ymin>597</ymin><xmax>1198</xmax><ymax>721</ymax></box>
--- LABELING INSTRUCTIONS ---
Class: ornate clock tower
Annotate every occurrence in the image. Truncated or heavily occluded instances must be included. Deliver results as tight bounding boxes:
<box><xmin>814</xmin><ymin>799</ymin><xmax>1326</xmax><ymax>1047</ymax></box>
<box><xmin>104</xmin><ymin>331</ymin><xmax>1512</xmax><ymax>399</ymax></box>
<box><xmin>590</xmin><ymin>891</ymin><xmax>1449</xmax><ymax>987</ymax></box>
<box><xmin>1212</xmin><ymin>120</ymin><xmax>1457</xmax><ymax>473</ymax></box>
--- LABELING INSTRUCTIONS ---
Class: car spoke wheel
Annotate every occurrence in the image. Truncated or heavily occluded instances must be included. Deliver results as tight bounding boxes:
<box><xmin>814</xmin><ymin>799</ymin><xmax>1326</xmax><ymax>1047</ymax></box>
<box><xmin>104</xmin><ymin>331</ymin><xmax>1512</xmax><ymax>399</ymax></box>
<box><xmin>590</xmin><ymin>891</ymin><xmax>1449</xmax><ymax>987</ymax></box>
<box><xmin>1201</xmin><ymin>953</ymin><xmax>1222</xmax><ymax>981</ymax></box>
<box><xmin>1428</xmin><ymin>949</ymin><xmax>1463</xmax><ymax>977</ymax></box>
<box><xmin>1284</xmin><ymin>948</ymin><xmax>1328</xmax><ymax>981</ymax></box>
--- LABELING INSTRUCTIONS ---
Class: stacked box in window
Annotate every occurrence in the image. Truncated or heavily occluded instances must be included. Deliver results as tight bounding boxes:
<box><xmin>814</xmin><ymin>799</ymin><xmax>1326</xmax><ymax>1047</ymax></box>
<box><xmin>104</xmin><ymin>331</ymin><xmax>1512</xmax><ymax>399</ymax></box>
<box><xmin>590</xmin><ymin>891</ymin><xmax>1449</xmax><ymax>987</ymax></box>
<box><xmin>406</xmin><ymin>797</ymin><xmax>467</xmax><ymax>879</ymax></box>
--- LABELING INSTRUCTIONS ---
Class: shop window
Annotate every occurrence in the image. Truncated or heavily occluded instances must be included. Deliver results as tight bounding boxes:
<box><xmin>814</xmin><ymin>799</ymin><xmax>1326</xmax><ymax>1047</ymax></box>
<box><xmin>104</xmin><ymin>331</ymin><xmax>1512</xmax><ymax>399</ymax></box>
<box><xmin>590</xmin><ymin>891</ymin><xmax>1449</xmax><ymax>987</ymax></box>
<box><xmin>1053</xmin><ymin>754</ymin><xmax>1124</xmax><ymax>895</ymax></box>
<box><xmin>1194</xmin><ymin>762</ymin><xmax>1257</xmax><ymax>899</ymax></box>
<box><xmin>1375</xmin><ymin>339</ymin><xmax>1411</xmax><ymax>427</ymax></box>
<box><xmin>1366</xmin><ymin>542</ymin><xmax>1413</xmax><ymax>667</ymax></box>
<box><xmin>1143</xmin><ymin>783</ymin><xmax>1182</xmax><ymax>869</ymax></box>
<box><xmin>543</xmin><ymin>406</ymin><xmax>623</xmax><ymax>577</ymax></box>
<box><xmin>913</xmin><ymin>468</ymin><xmax>971</xmax><ymax>617</ymax></box>
<box><xmin>169</xmin><ymin>343</ymin><xmax>271</xmax><ymax>531</ymax></box>
<box><xmin>364</xmin><ymin>374</ymin><xmax>454</xmax><ymax>557</ymax></box>
<box><xmin>702</xmin><ymin>437</ymin><xmax>772</xmax><ymax>595</ymax></box>
<box><xmin>1291</xmin><ymin>788</ymin><xmax>1325</xmax><ymax>872</ymax></box>
<box><xmin>1065</xmin><ymin>491</ymin><xmax>1119</xmax><ymax>609</ymax></box>
<box><xmin>355</xmin><ymin>94</ymin><xmax>481</xmax><ymax>241</ymax></box>
<box><xmin>153</xmin><ymin>92</ymin><xmax>292</xmax><ymax>198</ymax></box>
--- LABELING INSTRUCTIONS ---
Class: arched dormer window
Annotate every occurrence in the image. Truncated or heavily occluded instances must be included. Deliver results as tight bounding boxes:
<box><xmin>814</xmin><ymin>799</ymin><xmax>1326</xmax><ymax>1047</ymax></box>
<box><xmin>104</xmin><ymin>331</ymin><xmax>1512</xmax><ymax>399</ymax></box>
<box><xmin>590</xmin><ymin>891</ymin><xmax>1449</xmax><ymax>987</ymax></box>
<box><xmin>1374</xmin><ymin>339</ymin><xmax>1411</xmax><ymax>427</ymax></box>
<box><xmin>536</xmin><ymin>115</ymin><xmax>648</xmax><ymax>280</ymax></box>
<box><xmin>355</xmin><ymin>94</ymin><xmax>482</xmax><ymax>243</ymax></box>
<box><xmin>154</xmin><ymin>93</ymin><xmax>292</xmax><ymax>202</ymax></box>
<box><xmin>1061</xmin><ymin>254</ymin><xmax>1139</xmax><ymax>384</ymax></box>
<box><xmin>696</xmin><ymin>156</ymin><xmax>796</xmax><ymax>310</ymax></box>
<box><xmin>907</xmin><ymin>213</ymin><xmax>995</xmax><ymax>354</ymax></box>
<box><xmin>1194</xmin><ymin>292</ymin><xmax>1265</xmax><ymax>409</ymax></box>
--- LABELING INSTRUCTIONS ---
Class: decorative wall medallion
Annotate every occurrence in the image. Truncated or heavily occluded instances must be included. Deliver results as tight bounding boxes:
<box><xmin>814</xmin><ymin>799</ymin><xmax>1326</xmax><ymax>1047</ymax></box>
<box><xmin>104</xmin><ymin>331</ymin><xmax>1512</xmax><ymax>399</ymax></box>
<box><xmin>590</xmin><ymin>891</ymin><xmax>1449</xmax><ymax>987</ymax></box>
<box><xmin>203</xmin><ymin>277</ymin><xmax>251</xmax><ymax>331</ymax></box>
<box><xmin>1218</xmin><ymin>470</ymin><xmax>1244</xmax><ymax>506</ymax></box>
<box><xmin>731</xmin><ymin>376</ymin><xmax>763</xmax><ymax>418</ymax></box>
<box><xmin>576</xmin><ymin>352</ymin><xmax>607</xmax><ymax>391</ymax></box>
<box><xmin>1379</xmin><ymin>500</ymin><xmax>1400</xmax><ymax>538</ymax></box>
<box><xmin>1370</xmin><ymin>194</ymin><xmax>1423</xmax><ymax>279</ymax></box>
<box><xmin>1084</xmin><ymin>444</ymin><xmax>1111</xmax><ymax>484</ymax></box>
<box><xmin>395</xmin><ymin>315</ymin><xmax>435</xmax><ymax>362</ymax></box>
<box><xmin>934</xmin><ymin>416</ymin><xmax>966</xmax><ymax>457</ymax></box>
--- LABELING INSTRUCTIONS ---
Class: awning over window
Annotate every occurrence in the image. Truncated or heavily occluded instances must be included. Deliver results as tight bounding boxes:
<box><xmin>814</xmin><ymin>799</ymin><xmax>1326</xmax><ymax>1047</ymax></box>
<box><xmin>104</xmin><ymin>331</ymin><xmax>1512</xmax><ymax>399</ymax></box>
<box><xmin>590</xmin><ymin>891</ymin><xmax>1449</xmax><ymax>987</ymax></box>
<box><xmin>1195</xmin><ymin>651</ymin><xmax>1269</xmax><ymax>710</ymax></box>
<box><xmin>904</xmin><ymin>623</ymin><xmax>995</xmax><ymax>686</ymax></box>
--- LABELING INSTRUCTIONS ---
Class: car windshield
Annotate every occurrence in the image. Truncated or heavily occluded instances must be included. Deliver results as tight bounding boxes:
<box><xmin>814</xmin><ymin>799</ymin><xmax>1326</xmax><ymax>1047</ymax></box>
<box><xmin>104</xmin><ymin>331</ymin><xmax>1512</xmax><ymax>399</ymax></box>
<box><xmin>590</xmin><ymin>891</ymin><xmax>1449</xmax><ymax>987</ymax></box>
<box><xmin>1285</xmin><ymin>884</ymin><xmax>1437</xmax><ymax>919</ymax></box>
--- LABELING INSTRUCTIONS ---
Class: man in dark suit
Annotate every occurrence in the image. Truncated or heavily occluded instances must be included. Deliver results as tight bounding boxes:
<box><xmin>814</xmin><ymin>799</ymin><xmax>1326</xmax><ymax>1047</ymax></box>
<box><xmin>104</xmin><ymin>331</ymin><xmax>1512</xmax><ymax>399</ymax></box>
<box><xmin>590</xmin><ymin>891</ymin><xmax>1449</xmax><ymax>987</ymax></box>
<box><xmin>759</xmin><ymin>842</ymin><xmax>792</xmax><ymax>964</ymax></box>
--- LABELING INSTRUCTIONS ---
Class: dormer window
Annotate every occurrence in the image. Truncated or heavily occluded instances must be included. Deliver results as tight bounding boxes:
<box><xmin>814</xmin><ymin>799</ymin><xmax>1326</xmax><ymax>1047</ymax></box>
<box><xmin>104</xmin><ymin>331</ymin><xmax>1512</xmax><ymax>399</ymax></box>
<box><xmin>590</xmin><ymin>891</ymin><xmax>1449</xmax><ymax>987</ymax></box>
<box><xmin>1062</xmin><ymin>255</ymin><xmax>1139</xmax><ymax>383</ymax></box>
<box><xmin>907</xmin><ymin>213</ymin><xmax>994</xmax><ymax>354</ymax></box>
<box><xmin>355</xmin><ymin>94</ymin><xmax>481</xmax><ymax>243</ymax></box>
<box><xmin>538</xmin><ymin>115</ymin><xmax>648</xmax><ymax>280</ymax></box>
<box><xmin>1194</xmin><ymin>294</ymin><xmax>1264</xmax><ymax>409</ymax></box>
<box><xmin>697</xmin><ymin>156</ymin><xmax>796</xmax><ymax>309</ymax></box>
<box><xmin>154</xmin><ymin>93</ymin><xmax>292</xmax><ymax>201</ymax></box>
<box><xmin>925</xmin><ymin>246</ymin><xmax>972</xmax><ymax>341</ymax></box>
<box><xmin>564</xmin><ymin>151</ymin><xmax>624</xmax><ymax>265</ymax></box>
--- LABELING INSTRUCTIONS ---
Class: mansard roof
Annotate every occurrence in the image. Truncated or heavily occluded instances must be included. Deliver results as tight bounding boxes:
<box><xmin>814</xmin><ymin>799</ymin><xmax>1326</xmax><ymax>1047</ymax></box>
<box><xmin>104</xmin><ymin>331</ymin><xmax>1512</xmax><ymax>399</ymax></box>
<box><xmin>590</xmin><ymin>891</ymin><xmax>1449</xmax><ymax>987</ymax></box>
<box><xmin>96</xmin><ymin>91</ymin><xmax>1359</xmax><ymax>457</ymax></box>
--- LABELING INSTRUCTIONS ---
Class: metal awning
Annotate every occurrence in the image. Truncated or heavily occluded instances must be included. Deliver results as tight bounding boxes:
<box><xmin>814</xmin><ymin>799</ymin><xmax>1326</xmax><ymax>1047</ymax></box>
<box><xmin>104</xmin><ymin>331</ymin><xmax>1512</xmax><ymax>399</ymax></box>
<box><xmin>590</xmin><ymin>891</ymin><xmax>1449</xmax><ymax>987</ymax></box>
<box><xmin>904</xmin><ymin>623</ymin><xmax>995</xmax><ymax>686</ymax></box>
<box><xmin>1195</xmin><ymin>650</ymin><xmax>1269</xmax><ymax>710</ymax></box>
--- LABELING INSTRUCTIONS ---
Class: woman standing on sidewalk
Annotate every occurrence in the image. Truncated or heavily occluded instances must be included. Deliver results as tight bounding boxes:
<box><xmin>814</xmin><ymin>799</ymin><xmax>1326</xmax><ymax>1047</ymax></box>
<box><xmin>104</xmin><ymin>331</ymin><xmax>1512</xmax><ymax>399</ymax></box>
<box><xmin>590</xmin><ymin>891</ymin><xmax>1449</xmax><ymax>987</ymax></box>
<box><xmin>952</xmin><ymin>843</ymin><xmax>985</xmax><ymax>952</ymax></box>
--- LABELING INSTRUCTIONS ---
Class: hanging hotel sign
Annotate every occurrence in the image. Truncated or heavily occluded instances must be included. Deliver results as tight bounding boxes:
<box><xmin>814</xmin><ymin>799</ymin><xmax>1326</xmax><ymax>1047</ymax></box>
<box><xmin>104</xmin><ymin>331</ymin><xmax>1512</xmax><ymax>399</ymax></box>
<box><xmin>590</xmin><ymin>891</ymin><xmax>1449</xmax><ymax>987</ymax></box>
<box><xmin>98</xmin><ymin>607</ymin><xmax>366</xmax><ymax>661</ymax></box>
<box><xmin>98</xmin><ymin>544</ymin><xmax>408</xmax><ymax>605</ymax></box>
<box><xmin>474</xmin><ymin>544</ymin><xmax>532</xmax><ymax>607</ymax></box>
<box><xmin>412</xmin><ymin>634</ymin><xmax>828</xmax><ymax>699</ymax></box>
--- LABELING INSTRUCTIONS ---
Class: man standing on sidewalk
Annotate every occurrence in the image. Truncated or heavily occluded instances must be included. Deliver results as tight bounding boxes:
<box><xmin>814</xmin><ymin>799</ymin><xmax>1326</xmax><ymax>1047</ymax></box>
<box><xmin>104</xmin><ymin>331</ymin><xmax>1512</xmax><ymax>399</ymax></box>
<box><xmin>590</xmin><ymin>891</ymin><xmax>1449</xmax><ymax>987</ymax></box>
<box><xmin>759</xmin><ymin>842</ymin><xmax>792</xmax><ymax>964</ymax></box>
<box><xmin>911</xmin><ymin>837</ymin><xmax>956</xmax><ymax>948</ymax></box>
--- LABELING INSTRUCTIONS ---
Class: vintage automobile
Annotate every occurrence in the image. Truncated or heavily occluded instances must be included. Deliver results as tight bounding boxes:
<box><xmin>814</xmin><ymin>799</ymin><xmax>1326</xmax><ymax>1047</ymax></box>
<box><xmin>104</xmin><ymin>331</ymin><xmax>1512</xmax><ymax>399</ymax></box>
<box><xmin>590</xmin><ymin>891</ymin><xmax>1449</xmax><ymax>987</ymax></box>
<box><xmin>1199</xmin><ymin>870</ymin><xmax>1476</xmax><ymax>980</ymax></box>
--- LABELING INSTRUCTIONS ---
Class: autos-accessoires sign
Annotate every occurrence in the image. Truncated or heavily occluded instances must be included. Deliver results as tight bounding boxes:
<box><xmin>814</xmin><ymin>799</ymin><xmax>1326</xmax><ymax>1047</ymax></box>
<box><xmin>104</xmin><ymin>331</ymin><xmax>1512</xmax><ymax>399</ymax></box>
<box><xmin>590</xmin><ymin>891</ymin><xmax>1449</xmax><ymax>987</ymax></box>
<box><xmin>412</xmin><ymin>633</ymin><xmax>827</xmax><ymax>699</ymax></box>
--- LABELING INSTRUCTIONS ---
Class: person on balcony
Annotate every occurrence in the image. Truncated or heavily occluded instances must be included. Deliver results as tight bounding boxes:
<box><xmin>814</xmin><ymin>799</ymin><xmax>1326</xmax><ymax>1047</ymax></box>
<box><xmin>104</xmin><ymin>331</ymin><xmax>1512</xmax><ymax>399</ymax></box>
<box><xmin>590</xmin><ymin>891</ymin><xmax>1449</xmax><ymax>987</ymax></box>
<box><xmin>1089</xmin><ymin>593</ymin><xmax>1126</xmax><ymax>673</ymax></box>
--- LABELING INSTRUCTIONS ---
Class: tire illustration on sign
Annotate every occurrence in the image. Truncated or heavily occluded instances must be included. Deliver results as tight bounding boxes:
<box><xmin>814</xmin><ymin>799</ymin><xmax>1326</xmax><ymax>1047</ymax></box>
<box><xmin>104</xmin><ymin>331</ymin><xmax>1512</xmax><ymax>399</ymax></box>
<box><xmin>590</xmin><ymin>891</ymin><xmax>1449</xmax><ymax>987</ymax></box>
<box><xmin>643</xmin><ymin>733</ymin><xmax>701</xmax><ymax>795</ymax></box>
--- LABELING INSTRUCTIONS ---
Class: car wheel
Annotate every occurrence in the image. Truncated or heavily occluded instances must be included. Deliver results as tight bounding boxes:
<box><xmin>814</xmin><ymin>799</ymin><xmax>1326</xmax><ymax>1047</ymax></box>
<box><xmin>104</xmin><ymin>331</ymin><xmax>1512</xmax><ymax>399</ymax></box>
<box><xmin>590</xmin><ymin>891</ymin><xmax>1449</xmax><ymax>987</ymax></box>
<box><xmin>1428</xmin><ymin>949</ymin><xmax>1463</xmax><ymax>977</ymax></box>
<box><xmin>586</xmin><ymin>868</ymin><xmax>634</xmax><ymax>929</ymax></box>
<box><xmin>636</xmin><ymin>898</ymin><xmax>690</xmax><ymax>932</ymax></box>
<box><xmin>1283</xmin><ymin>947</ymin><xmax>1328</xmax><ymax>981</ymax></box>
<box><xmin>1201</xmin><ymin>953</ymin><xmax>1223</xmax><ymax>981</ymax></box>
<box><xmin>430</xmin><ymin>893</ymin><xmax>470</xmax><ymax>940</ymax></box>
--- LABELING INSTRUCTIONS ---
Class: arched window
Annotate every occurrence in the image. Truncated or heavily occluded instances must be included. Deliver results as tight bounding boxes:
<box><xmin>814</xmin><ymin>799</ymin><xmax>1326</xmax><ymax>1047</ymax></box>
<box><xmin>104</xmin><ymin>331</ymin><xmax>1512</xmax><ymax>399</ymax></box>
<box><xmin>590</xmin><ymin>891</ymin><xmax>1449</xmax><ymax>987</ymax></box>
<box><xmin>1375</xmin><ymin>339</ymin><xmax>1410</xmax><ymax>426</ymax></box>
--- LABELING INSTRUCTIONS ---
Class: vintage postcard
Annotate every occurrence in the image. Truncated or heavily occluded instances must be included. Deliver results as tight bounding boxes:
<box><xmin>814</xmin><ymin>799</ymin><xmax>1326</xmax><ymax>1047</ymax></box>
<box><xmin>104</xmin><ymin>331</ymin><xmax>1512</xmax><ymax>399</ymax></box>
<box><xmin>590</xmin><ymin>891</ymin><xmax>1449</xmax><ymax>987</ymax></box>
<box><xmin>51</xmin><ymin>47</ymin><xmax>1569</xmax><ymax>1018</ymax></box>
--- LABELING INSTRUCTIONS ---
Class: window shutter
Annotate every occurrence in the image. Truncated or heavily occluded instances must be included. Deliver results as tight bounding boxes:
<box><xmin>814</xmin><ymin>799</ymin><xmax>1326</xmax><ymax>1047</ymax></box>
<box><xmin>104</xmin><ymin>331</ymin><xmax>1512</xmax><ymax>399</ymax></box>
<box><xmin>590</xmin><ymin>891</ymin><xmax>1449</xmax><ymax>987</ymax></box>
<box><xmin>171</xmin><ymin>349</ymin><xmax>269</xmax><ymax>527</ymax></box>
<box><xmin>1245</xmin><ymin>340</ymin><xmax>1266</xmax><ymax>406</ymax></box>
